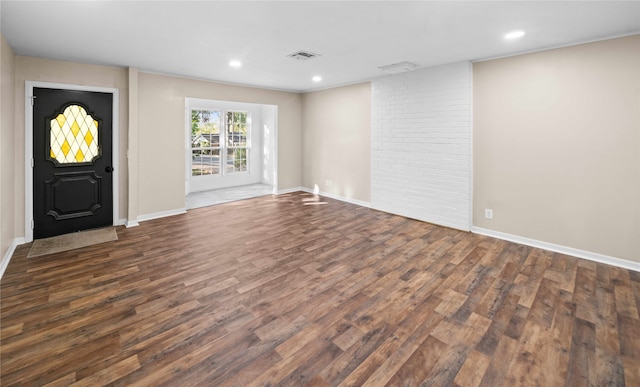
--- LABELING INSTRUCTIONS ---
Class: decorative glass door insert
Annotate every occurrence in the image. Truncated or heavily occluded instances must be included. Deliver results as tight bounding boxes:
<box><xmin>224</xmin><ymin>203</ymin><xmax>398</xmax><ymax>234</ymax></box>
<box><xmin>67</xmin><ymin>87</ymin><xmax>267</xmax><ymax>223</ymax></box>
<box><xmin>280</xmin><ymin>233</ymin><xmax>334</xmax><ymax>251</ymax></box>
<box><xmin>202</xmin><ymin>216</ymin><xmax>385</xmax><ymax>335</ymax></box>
<box><xmin>50</xmin><ymin>105</ymin><xmax>99</xmax><ymax>164</ymax></box>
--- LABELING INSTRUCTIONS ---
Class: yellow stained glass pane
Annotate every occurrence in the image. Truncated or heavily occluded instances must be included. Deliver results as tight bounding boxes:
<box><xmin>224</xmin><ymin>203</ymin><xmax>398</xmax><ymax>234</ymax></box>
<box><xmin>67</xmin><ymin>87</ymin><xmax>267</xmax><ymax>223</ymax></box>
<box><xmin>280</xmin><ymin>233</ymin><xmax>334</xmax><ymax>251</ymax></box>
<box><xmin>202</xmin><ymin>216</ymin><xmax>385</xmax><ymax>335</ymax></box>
<box><xmin>84</xmin><ymin>130</ymin><xmax>93</xmax><ymax>146</ymax></box>
<box><xmin>70</xmin><ymin>121</ymin><xmax>81</xmax><ymax>137</ymax></box>
<box><xmin>75</xmin><ymin>149</ymin><xmax>85</xmax><ymax>162</ymax></box>
<box><xmin>50</xmin><ymin>105</ymin><xmax>99</xmax><ymax>164</ymax></box>
<box><xmin>56</xmin><ymin>114</ymin><xmax>66</xmax><ymax>128</ymax></box>
<box><xmin>61</xmin><ymin>139</ymin><xmax>71</xmax><ymax>156</ymax></box>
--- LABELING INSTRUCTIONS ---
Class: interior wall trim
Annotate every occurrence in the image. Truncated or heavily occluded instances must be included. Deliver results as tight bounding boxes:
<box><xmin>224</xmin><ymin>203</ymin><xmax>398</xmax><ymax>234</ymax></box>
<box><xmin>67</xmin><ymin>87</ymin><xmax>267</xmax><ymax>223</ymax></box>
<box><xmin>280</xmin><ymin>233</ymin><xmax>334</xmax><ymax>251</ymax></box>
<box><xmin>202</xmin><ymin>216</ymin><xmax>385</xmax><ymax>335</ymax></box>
<box><xmin>471</xmin><ymin>226</ymin><xmax>640</xmax><ymax>273</ymax></box>
<box><xmin>125</xmin><ymin>220</ymin><xmax>140</xmax><ymax>228</ymax></box>
<box><xmin>299</xmin><ymin>187</ymin><xmax>372</xmax><ymax>209</ymax></box>
<box><xmin>136</xmin><ymin>208</ymin><xmax>187</xmax><ymax>223</ymax></box>
<box><xmin>277</xmin><ymin>187</ymin><xmax>305</xmax><ymax>195</ymax></box>
<box><xmin>0</xmin><ymin>237</ymin><xmax>25</xmax><ymax>280</ymax></box>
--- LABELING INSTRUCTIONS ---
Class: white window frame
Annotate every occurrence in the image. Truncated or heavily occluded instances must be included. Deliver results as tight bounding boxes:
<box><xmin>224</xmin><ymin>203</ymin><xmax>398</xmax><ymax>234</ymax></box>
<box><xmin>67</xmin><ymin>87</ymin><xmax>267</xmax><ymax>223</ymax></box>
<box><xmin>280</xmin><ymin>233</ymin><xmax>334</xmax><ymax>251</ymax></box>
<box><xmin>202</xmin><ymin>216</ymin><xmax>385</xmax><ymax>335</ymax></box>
<box><xmin>190</xmin><ymin>108</ymin><xmax>223</xmax><ymax>177</ymax></box>
<box><xmin>222</xmin><ymin>110</ymin><xmax>251</xmax><ymax>175</ymax></box>
<box><xmin>186</xmin><ymin>98</ymin><xmax>271</xmax><ymax>194</ymax></box>
<box><xmin>189</xmin><ymin>108</ymin><xmax>251</xmax><ymax>178</ymax></box>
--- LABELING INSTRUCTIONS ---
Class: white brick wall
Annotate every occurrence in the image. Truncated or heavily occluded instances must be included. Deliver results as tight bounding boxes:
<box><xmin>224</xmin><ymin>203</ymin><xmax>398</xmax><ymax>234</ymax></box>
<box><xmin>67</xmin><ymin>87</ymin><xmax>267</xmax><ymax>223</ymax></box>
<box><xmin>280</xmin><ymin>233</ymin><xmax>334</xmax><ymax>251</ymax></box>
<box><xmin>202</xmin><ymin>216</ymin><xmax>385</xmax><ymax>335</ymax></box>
<box><xmin>371</xmin><ymin>61</ymin><xmax>472</xmax><ymax>231</ymax></box>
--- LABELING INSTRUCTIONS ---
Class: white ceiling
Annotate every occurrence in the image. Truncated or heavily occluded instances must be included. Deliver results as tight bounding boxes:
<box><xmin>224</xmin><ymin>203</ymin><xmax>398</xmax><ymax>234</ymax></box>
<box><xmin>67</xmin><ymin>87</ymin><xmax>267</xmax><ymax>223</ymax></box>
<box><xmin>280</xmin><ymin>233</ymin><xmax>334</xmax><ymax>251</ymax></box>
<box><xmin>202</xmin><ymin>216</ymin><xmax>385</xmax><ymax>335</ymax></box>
<box><xmin>1</xmin><ymin>1</ymin><xmax>639</xmax><ymax>92</ymax></box>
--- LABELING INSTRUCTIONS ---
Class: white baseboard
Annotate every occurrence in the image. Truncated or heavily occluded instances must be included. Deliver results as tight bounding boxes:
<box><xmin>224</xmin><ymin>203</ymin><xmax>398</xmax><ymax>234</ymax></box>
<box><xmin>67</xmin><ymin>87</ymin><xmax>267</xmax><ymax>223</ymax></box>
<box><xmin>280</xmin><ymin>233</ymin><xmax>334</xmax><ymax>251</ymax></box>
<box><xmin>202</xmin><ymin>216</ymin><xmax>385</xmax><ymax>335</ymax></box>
<box><xmin>137</xmin><ymin>208</ymin><xmax>187</xmax><ymax>223</ymax></box>
<box><xmin>299</xmin><ymin>187</ymin><xmax>372</xmax><ymax>208</ymax></box>
<box><xmin>471</xmin><ymin>226</ymin><xmax>640</xmax><ymax>273</ymax></box>
<box><xmin>369</xmin><ymin>203</ymin><xmax>470</xmax><ymax>232</ymax></box>
<box><xmin>1</xmin><ymin>237</ymin><xmax>26</xmax><ymax>280</ymax></box>
<box><xmin>277</xmin><ymin>187</ymin><xmax>305</xmax><ymax>195</ymax></box>
<box><xmin>125</xmin><ymin>220</ymin><xmax>140</xmax><ymax>228</ymax></box>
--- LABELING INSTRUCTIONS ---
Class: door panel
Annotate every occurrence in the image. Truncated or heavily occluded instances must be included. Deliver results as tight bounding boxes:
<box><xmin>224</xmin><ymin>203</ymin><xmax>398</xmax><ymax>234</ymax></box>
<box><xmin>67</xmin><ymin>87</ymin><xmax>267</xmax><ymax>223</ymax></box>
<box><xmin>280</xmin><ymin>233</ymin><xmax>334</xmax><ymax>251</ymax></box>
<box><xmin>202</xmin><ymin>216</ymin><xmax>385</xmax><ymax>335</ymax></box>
<box><xmin>33</xmin><ymin>88</ymin><xmax>113</xmax><ymax>239</ymax></box>
<box><xmin>44</xmin><ymin>171</ymin><xmax>102</xmax><ymax>220</ymax></box>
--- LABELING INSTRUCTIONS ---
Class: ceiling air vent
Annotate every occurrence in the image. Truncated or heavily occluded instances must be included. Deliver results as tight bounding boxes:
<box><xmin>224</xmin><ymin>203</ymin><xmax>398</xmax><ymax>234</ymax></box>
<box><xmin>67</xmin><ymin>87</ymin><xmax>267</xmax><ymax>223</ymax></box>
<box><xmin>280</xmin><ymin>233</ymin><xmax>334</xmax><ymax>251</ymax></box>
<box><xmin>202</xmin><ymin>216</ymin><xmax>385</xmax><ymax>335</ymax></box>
<box><xmin>378</xmin><ymin>61</ymin><xmax>418</xmax><ymax>74</ymax></box>
<box><xmin>287</xmin><ymin>50</ymin><xmax>320</xmax><ymax>61</ymax></box>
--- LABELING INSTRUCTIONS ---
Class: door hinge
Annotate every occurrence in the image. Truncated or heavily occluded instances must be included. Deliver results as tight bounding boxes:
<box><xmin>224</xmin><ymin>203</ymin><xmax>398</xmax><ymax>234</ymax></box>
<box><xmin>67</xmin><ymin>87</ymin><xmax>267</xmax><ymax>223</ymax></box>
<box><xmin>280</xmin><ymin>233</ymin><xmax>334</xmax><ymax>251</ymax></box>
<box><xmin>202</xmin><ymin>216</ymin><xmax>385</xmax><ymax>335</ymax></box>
<box><xmin>31</xmin><ymin>158</ymin><xmax>34</xmax><ymax>168</ymax></box>
<box><xmin>30</xmin><ymin>95</ymin><xmax>36</xmax><ymax>106</ymax></box>
<box><xmin>31</xmin><ymin>220</ymin><xmax>35</xmax><ymax>230</ymax></box>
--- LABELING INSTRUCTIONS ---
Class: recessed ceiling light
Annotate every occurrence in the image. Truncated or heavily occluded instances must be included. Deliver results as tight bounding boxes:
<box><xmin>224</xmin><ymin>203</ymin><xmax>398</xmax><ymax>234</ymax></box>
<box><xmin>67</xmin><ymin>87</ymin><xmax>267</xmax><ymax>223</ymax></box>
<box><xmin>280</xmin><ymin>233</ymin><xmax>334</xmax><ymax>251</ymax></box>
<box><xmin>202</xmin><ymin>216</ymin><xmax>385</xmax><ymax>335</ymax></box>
<box><xmin>312</xmin><ymin>75</ymin><xmax>322</xmax><ymax>82</ymax></box>
<box><xmin>504</xmin><ymin>30</ymin><xmax>525</xmax><ymax>40</ymax></box>
<box><xmin>229</xmin><ymin>60</ymin><xmax>242</xmax><ymax>68</ymax></box>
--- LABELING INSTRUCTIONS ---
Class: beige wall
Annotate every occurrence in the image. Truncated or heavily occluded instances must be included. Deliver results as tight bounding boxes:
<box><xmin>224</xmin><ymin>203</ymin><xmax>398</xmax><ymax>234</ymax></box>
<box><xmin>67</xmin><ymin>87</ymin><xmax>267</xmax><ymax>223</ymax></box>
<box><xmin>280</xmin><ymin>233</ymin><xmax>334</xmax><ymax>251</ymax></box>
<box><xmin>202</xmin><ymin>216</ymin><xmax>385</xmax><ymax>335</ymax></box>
<box><xmin>1</xmin><ymin>34</ymin><xmax>16</xmax><ymax>263</ymax></box>
<box><xmin>13</xmin><ymin>56</ymin><xmax>129</xmax><ymax>233</ymax></box>
<box><xmin>301</xmin><ymin>83</ymin><xmax>371</xmax><ymax>202</ymax></box>
<box><xmin>136</xmin><ymin>72</ymin><xmax>302</xmax><ymax>216</ymax></box>
<box><xmin>473</xmin><ymin>35</ymin><xmax>640</xmax><ymax>263</ymax></box>
<box><xmin>4</xmin><ymin>34</ymin><xmax>637</xmax><ymax>269</ymax></box>
<box><xmin>5</xmin><ymin>54</ymin><xmax>302</xmax><ymax>241</ymax></box>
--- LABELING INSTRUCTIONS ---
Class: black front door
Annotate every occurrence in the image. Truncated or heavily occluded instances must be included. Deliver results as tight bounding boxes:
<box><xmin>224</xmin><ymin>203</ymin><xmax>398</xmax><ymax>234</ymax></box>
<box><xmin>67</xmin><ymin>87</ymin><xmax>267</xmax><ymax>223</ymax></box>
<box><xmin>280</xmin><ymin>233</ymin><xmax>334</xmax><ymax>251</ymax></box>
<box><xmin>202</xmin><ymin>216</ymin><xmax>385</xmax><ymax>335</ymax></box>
<box><xmin>33</xmin><ymin>88</ymin><xmax>113</xmax><ymax>239</ymax></box>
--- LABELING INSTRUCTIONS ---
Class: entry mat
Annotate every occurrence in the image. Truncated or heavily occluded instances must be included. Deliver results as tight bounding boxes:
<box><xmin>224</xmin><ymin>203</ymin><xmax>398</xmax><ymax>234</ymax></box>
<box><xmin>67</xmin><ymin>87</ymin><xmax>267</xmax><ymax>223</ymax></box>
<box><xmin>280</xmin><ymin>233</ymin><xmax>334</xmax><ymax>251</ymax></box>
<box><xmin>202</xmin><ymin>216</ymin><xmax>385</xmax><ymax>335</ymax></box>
<box><xmin>28</xmin><ymin>227</ymin><xmax>118</xmax><ymax>258</ymax></box>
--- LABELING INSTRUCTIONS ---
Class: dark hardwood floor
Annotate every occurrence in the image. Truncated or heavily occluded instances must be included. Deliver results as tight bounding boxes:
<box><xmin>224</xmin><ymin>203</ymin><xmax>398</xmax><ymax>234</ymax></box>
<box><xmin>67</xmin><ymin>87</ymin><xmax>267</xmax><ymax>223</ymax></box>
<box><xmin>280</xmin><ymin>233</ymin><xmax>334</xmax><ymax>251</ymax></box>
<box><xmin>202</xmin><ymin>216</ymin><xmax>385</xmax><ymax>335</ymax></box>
<box><xmin>1</xmin><ymin>192</ymin><xmax>639</xmax><ymax>386</ymax></box>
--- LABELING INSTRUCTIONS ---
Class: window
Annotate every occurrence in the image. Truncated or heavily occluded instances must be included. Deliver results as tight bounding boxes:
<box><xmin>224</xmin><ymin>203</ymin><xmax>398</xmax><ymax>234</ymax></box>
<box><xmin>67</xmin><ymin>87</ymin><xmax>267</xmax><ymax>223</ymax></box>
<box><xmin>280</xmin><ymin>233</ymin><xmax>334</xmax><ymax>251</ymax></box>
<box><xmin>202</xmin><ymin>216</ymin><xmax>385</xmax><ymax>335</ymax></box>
<box><xmin>191</xmin><ymin>110</ymin><xmax>221</xmax><ymax>176</ymax></box>
<box><xmin>225</xmin><ymin>111</ymin><xmax>248</xmax><ymax>173</ymax></box>
<box><xmin>191</xmin><ymin>109</ymin><xmax>249</xmax><ymax>177</ymax></box>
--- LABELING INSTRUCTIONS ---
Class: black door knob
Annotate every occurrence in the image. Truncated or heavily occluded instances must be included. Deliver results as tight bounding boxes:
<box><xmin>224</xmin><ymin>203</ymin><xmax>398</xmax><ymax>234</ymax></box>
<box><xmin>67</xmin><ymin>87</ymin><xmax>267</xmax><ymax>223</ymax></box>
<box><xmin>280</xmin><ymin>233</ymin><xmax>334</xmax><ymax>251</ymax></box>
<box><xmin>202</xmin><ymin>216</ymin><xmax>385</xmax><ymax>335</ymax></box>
<box><xmin>105</xmin><ymin>166</ymin><xmax>114</xmax><ymax>173</ymax></box>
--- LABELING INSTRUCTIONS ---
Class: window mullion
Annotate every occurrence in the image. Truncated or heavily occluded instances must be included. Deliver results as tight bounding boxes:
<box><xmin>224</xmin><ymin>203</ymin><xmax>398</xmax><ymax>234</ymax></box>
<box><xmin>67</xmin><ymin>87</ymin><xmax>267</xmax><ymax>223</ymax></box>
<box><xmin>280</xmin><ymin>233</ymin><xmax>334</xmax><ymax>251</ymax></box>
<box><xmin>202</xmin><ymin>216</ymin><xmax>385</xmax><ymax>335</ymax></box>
<box><xmin>220</xmin><ymin>110</ymin><xmax>226</xmax><ymax>176</ymax></box>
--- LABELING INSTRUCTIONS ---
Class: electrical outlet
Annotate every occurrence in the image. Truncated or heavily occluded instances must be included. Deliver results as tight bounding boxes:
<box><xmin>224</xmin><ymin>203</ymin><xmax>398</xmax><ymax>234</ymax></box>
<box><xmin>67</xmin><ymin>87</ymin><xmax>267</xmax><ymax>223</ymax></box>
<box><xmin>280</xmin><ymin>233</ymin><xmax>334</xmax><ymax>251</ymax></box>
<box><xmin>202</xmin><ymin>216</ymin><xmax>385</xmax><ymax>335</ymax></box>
<box><xmin>484</xmin><ymin>209</ymin><xmax>493</xmax><ymax>219</ymax></box>
<box><xmin>325</xmin><ymin>179</ymin><xmax>333</xmax><ymax>187</ymax></box>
